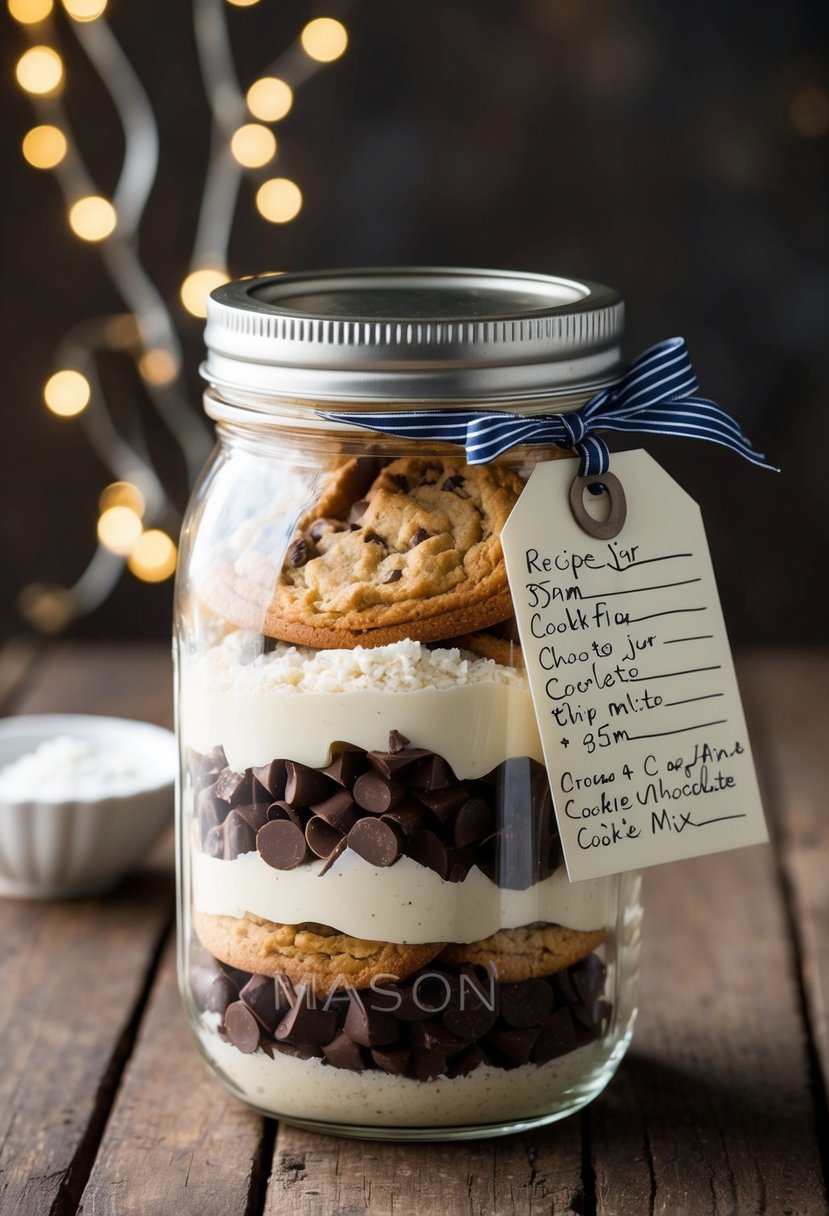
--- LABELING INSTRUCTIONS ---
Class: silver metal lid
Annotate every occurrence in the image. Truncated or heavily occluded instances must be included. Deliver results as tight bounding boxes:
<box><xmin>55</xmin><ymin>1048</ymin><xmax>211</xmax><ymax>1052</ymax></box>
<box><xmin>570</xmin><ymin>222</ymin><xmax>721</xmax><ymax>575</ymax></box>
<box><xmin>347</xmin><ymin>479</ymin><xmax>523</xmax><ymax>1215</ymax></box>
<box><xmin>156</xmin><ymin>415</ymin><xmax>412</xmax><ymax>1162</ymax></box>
<box><xmin>203</xmin><ymin>267</ymin><xmax>624</xmax><ymax>404</ymax></box>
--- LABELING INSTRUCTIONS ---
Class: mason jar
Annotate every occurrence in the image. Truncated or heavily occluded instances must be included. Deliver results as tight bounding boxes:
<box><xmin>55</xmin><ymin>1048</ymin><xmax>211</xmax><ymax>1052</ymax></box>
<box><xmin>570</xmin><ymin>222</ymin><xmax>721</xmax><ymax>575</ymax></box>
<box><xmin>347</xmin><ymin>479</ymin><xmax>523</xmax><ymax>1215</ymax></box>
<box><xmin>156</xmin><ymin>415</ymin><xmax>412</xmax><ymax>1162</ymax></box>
<box><xmin>175</xmin><ymin>267</ymin><xmax>642</xmax><ymax>1140</ymax></box>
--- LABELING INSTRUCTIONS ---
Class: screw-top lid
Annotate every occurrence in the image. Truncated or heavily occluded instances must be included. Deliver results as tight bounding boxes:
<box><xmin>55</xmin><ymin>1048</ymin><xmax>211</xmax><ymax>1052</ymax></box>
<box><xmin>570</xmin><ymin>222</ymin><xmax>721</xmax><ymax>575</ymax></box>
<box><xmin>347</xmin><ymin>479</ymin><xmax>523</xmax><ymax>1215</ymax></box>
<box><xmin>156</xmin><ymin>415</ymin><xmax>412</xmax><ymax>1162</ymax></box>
<box><xmin>203</xmin><ymin>266</ymin><xmax>624</xmax><ymax>404</ymax></box>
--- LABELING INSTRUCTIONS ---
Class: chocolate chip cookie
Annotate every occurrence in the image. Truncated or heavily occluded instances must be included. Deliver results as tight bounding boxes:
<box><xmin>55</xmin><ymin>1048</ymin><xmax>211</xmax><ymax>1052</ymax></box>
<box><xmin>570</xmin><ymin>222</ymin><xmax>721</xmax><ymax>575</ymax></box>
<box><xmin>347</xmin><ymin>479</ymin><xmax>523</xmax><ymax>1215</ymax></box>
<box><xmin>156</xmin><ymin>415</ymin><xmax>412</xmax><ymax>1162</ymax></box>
<box><xmin>208</xmin><ymin>456</ymin><xmax>523</xmax><ymax>648</ymax></box>
<box><xmin>440</xmin><ymin>923</ymin><xmax>606</xmax><ymax>982</ymax></box>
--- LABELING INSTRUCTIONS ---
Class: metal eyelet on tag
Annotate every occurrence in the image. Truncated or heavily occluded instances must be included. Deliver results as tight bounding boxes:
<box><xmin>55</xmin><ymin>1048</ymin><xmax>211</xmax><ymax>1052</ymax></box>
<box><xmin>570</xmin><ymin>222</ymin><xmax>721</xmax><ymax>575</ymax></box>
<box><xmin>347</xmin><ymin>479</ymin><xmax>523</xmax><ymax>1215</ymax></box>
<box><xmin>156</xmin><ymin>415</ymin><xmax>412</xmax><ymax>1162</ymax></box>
<box><xmin>568</xmin><ymin>471</ymin><xmax>627</xmax><ymax>539</ymax></box>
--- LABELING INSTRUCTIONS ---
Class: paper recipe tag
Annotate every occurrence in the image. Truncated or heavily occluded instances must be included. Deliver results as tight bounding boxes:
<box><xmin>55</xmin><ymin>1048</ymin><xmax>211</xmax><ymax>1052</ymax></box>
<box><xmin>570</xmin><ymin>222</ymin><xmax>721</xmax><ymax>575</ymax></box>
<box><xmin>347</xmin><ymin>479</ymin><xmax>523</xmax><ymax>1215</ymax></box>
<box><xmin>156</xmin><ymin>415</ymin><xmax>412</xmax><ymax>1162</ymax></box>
<box><xmin>501</xmin><ymin>449</ymin><xmax>768</xmax><ymax>882</ymax></box>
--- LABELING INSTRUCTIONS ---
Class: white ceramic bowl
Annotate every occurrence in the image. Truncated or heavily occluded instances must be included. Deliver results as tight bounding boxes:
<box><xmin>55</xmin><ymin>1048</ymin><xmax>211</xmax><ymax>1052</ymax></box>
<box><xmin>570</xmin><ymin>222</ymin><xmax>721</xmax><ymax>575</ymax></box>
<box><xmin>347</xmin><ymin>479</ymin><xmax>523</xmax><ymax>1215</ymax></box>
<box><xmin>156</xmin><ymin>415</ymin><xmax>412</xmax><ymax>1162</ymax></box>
<box><xmin>0</xmin><ymin>714</ymin><xmax>177</xmax><ymax>899</ymax></box>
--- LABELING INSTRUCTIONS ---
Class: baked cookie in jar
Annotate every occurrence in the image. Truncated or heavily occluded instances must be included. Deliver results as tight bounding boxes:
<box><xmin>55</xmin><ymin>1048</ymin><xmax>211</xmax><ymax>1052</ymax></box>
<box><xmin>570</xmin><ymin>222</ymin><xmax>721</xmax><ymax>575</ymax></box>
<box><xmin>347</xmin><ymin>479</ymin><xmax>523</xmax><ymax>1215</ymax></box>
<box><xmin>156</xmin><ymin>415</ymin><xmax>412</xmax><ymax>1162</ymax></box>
<box><xmin>176</xmin><ymin>268</ymin><xmax>645</xmax><ymax>1140</ymax></box>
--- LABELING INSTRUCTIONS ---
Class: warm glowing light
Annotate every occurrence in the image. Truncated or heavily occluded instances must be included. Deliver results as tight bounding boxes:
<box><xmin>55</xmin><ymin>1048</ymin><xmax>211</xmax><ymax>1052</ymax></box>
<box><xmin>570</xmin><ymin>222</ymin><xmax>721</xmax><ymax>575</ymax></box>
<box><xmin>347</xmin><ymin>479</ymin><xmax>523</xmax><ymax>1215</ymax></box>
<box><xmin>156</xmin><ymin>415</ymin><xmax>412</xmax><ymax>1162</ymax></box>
<box><xmin>128</xmin><ymin>530</ymin><xmax>178</xmax><ymax>582</ymax></box>
<box><xmin>22</xmin><ymin>124</ymin><xmax>67</xmax><ymax>169</ymax></box>
<box><xmin>790</xmin><ymin>85</ymin><xmax>829</xmax><ymax>139</ymax></box>
<box><xmin>256</xmin><ymin>177</ymin><xmax>302</xmax><ymax>223</ymax></box>
<box><xmin>8</xmin><ymin>0</ymin><xmax>53</xmax><ymax>23</ymax></box>
<box><xmin>246</xmin><ymin>76</ymin><xmax>293</xmax><ymax>122</ymax></box>
<box><xmin>18</xmin><ymin>583</ymin><xmax>73</xmax><ymax>634</ymax></box>
<box><xmin>180</xmin><ymin>268</ymin><xmax>230</xmax><ymax>318</ymax></box>
<box><xmin>99</xmin><ymin>481</ymin><xmax>145</xmax><ymax>517</ymax></box>
<box><xmin>44</xmin><ymin>369</ymin><xmax>90</xmax><ymax>416</ymax></box>
<box><xmin>16</xmin><ymin>46</ymin><xmax>63</xmax><ymax>94</ymax></box>
<box><xmin>230</xmin><ymin>123</ymin><xmax>277</xmax><ymax>168</ymax></box>
<box><xmin>61</xmin><ymin>0</ymin><xmax>107</xmax><ymax>19</ymax></box>
<box><xmin>68</xmin><ymin>195</ymin><xmax>117</xmax><ymax>241</ymax></box>
<box><xmin>300</xmin><ymin>17</ymin><xmax>348</xmax><ymax>62</ymax></box>
<box><xmin>226</xmin><ymin>0</ymin><xmax>260</xmax><ymax>6</ymax></box>
<box><xmin>138</xmin><ymin>347</ymin><xmax>179</xmax><ymax>385</ymax></box>
<box><xmin>97</xmin><ymin>506</ymin><xmax>142</xmax><ymax>555</ymax></box>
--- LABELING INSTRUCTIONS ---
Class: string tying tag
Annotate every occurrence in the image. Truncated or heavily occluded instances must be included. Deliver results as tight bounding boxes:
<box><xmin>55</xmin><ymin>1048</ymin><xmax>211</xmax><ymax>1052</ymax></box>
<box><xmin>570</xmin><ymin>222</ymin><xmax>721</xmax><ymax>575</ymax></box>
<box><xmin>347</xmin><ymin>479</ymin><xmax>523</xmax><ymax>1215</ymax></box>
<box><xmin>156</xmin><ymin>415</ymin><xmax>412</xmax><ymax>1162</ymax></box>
<box><xmin>318</xmin><ymin>337</ymin><xmax>778</xmax><ymax>476</ymax></box>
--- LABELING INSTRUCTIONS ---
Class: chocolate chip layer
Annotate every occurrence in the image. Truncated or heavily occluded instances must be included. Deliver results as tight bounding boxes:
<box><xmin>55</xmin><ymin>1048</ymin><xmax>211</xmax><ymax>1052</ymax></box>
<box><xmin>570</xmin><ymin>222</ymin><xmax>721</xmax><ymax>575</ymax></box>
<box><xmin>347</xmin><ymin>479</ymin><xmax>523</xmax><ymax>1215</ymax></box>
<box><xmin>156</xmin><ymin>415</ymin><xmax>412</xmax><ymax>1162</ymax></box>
<box><xmin>191</xmin><ymin>733</ymin><xmax>562</xmax><ymax>890</ymax></box>
<box><xmin>191</xmin><ymin>951</ymin><xmax>610</xmax><ymax>1081</ymax></box>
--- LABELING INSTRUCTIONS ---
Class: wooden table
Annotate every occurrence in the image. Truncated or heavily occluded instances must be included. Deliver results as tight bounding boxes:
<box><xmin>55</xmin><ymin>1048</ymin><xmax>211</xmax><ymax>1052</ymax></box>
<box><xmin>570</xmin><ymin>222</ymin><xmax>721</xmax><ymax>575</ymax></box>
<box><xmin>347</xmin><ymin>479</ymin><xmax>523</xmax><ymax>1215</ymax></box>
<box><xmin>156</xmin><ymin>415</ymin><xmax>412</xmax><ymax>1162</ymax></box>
<box><xmin>0</xmin><ymin>642</ymin><xmax>826</xmax><ymax>1216</ymax></box>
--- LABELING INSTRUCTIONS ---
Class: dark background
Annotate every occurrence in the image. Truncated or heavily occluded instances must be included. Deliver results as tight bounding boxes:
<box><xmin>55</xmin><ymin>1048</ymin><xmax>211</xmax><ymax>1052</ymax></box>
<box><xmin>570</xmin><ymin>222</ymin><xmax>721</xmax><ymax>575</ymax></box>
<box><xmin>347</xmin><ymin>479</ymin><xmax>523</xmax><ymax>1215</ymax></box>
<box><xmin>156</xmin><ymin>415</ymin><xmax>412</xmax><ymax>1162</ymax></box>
<box><xmin>1</xmin><ymin>0</ymin><xmax>827</xmax><ymax>643</ymax></box>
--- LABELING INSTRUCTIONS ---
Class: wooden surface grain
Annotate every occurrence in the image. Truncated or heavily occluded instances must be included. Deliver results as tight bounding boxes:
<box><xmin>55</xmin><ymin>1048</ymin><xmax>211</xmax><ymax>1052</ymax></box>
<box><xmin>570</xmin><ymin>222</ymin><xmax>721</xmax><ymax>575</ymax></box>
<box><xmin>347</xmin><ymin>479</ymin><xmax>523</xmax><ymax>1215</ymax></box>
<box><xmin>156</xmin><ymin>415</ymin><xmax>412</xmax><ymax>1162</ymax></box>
<box><xmin>0</xmin><ymin>642</ymin><xmax>826</xmax><ymax>1216</ymax></box>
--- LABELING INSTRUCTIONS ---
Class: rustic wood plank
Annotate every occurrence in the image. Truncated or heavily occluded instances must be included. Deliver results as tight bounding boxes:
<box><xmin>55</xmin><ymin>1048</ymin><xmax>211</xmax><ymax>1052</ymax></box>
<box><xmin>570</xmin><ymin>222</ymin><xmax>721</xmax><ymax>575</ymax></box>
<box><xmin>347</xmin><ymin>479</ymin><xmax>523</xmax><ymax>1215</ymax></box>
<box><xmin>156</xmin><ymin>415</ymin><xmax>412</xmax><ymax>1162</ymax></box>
<box><xmin>0</xmin><ymin>635</ymin><xmax>43</xmax><ymax>713</ymax></box>
<box><xmin>267</xmin><ymin>1118</ymin><xmax>586</xmax><ymax>1215</ymax></box>
<box><xmin>0</xmin><ymin>644</ymin><xmax>174</xmax><ymax>1216</ymax></box>
<box><xmin>590</xmin><ymin>796</ymin><xmax>828</xmax><ymax>1206</ymax></box>
<box><xmin>78</xmin><ymin>938</ymin><xmax>265</xmax><ymax>1216</ymax></box>
<box><xmin>739</xmin><ymin>650</ymin><xmax>829</xmax><ymax>1162</ymax></box>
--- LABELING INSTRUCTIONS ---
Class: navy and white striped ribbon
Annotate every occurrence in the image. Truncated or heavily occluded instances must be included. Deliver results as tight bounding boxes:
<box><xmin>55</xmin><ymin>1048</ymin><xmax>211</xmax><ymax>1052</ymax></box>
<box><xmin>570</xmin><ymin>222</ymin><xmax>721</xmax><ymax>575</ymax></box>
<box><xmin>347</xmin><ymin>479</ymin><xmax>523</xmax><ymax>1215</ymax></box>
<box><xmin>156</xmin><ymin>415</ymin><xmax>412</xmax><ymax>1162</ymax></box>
<box><xmin>318</xmin><ymin>337</ymin><xmax>776</xmax><ymax>475</ymax></box>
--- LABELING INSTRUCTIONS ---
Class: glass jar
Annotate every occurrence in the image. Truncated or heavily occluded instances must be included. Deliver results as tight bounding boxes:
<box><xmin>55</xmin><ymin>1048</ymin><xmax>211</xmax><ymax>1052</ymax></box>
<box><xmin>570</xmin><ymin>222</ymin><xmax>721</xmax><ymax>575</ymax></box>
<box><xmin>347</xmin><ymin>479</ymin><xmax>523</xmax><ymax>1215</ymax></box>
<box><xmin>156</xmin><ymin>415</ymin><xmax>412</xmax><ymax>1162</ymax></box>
<box><xmin>176</xmin><ymin>268</ymin><xmax>642</xmax><ymax>1140</ymax></box>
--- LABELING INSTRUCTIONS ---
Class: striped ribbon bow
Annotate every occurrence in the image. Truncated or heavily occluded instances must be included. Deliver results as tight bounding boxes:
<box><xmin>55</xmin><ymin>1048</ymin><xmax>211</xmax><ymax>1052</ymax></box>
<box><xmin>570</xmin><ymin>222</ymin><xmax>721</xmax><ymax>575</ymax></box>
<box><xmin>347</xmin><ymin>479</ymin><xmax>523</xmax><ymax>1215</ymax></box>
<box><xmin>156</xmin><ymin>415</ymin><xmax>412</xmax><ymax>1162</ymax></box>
<box><xmin>318</xmin><ymin>337</ymin><xmax>776</xmax><ymax>475</ymax></box>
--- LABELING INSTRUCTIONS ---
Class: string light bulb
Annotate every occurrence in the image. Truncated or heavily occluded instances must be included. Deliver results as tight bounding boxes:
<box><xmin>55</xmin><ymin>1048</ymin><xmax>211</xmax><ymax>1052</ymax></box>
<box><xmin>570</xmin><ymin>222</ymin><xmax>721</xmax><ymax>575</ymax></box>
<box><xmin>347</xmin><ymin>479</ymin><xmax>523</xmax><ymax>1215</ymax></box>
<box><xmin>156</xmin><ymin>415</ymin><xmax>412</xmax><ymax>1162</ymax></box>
<box><xmin>61</xmin><ymin>0</ymin><xmax>107</xmax><ymax>19</ymax></box>
<box><xmin>230</xmin><ymin>123</ymin><xmax>277</xmax><ymax>169</ymax></box>
<box><xmin>246</xmin><ymin>77</ymin><xmax>293</xmax><ymax>122</ymax></box>
<box><xmin>8</xmin><ymin>0</ymin><xmax>53</xmax><ymax>23</ymax></box>
<box><xmin>97</xmin><ymin>506</ymin><xmax>142</xmax><ymax>555</ymax></box>
<box><xmin>18</xmin><ymin>583</ymin><xmax>73</xmax><ymax>634</ymax></box>
<box><xmin>300</xmin><ymin>17</ymin><xmax>348</xmax><ymax>63</ymax></box>
<box><xmin>128</xmin><ymin>530</ymin><xmax>177</xmax><ymax>582</ymax></box>
<box><xmin>99</xmin><ymin>481</ymin><xmax>145</xmax><ymax>517</ymax></box>
<box><xmin>44</xmin><ymin>369</ymin><xmax>90</xmax><ymax>416</ymax></box>
<box><xmin>22</xmin><ymin>124</ymin><xmax>67</xmax><ymax>169</ymax></box>
<box><xmin>16</xmin><ymin>46</ymin><xmax>63</xmax><ymax>94</ymax></box>
<box><xmin>138</xmin><ymin>348</ymin><xmax>179</xmax><ymax>385</ymax></box>
<box><xmin>180</xmin><ymin>268</ymin><xmax>230</xmax><ymax>318</ymax></box>
<box><xmin>256</xmin><ymin>177</ymin><xmax>302</xmax><ymax>223</ymax></box>
<box><xmin>225</xmin><ymin>0</ymin><xmax>260</xmax><ymax>6</ymax></box>
<box><xmin>68</xmin><ymin>195</ymin><xmax>117</xmax><ymax>241</ymax></box>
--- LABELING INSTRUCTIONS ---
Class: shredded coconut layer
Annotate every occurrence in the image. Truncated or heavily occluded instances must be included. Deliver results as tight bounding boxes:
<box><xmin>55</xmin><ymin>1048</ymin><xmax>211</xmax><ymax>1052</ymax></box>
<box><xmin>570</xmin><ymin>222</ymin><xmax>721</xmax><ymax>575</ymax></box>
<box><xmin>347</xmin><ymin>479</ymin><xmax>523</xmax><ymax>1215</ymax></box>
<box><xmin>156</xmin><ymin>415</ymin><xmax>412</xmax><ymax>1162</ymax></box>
<box><xmin>195</xmin><ymin>630</ymin><xmax>525</xmax><ymax>696</ymax></box>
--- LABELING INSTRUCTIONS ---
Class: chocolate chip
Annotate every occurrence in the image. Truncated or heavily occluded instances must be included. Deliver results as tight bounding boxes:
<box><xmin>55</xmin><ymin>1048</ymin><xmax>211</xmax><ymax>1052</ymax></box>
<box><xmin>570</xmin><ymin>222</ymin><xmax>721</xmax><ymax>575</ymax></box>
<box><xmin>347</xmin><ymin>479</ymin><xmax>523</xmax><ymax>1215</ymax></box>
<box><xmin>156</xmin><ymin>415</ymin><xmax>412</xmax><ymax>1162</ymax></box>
<box><xmin>446</xmin><ymin>1044</ymin><xmax>488</xmax><ymax>1078</ymax></box>
<box><xmin>322</xmin><ymin>751</ymin><xmax>366</xmax><ymax>788</ymax></box>
<box><xmin>348</xmin><ymin>817</ymin><xmax>402</xmax><ymax>867</ymax></box>
<box><xmin>381</xmin><ymin>805</ymin><xmax>423</xmax><ymax>836</ymax></box>
<box><xmin>273</xmin><ymin>973</ymin><xmax>297</xmax><ymax>1011</ymax></box>
<box><xmin>408</xmin><ymin>753</ymin><xmax>455</xmax><ymax>790</ymax></box>
<box><xmin>441</xmin><ymin>475</ymin><xmax>464</xmax><ymax>492</ymax></box>
<box><xmin>363</xmin><ymin>531</ymin><xmax>386</xmax><ymax>546</ymax></box>
<box><xmin>500</xmin><ymin>979</ymin><xmax>554</xmax><ymax>1028</ymax></box>
<box><xmin>414</xmin><ymin>785</ymin><xmax>469</xmax><ymax>823</ymax></box>
<box><xmin>348</xmin><ymin>500</ymin><xmax>369</xmax><ymax>523</ymax></box>
<box><xmin>197</xmin><ymin>785</ymin><xmax>228</xmax><ymax>846</ymax></box>
<box><xmin>410</xmin><ymin>527</ymin><xmax>431</xmax><ymax>547</ymax></box>
<box><xmin>235</xmin><ymin>804</ymin><xmax>268</xmax><ymax>833</ymax></box>
<box><xmin>240</xmin><ymin>974</ymin><xmax>280</xmax><ymax>1032</ymax></box>
<box><xmin>252</xmin><ymin>759</ymin><xmax>287</xmax><ymax>800</ymax></box>
<box><xmin>200</xmin><ymin>744</ymin><xmax>227</xmax><ymax>781</ymax></box>
<box><xmin>224</xmin><ymin>808</ymin><xmax>258</xmax><ymax>859</ymax></box>
<box><xmin>411</xmin><ymin>1047</ymin><xmax>447</xmax><ymax>1081</ymax></box>
<box><xmin>317</xmin><ymin>834</ymin><xmax>349</xmax><ymax>876</ymax></box>
<box><xmin>344</xmin><ymin>991</ymin><xmax>400</xmax><ymax>1047</ymax></box>
<box><xmin>533</xmin><ymin>1007</ymin><xmax>578</xmax><ymax>1064</ymax></box>
<box><xmin>284</xmin><ymin>761</ymin><xmax>336</xmax><ymax>808</ymax></box>
<box><xmin>389</xmin><ymin>473</ymin><xmax>410</xmax><ymax>492</ymax></box>
<box><xmin>266</xmin><ymin>800</ymin><xmax>303</xmax><ymax>828</ymax></box>
<box><xmin>408</xmin><ymin>829</ymin><xmax>448</xmax><ymax>878</ymax></box>
<box><xmin>274</xmin><ymin>995</ymin><xmax>338</xmax><ymax>1047</ymax></box>
<box><xmin>370</xmin><ymin>1044</ymin><xmax>411</xmax><ymax>1075</ymax></box>
<box><xmin>442</xmin><ymin>968</ymin><xmax>499</xmax><ymax>1038</ymax></box>
<box><xmin>323</xmin><ymin>1031</ymin><xmax>365</xmax><ymax>1071</ymax></box>
<box><xmin>454</xmin><ymin>797</ymin><xmax>494</xmax><ymax>848</ymax></box>
<box><xmin>287</xmin><ymin>538</ymin><xmax>311</xmax><ymax>568</ymax></box>
<box><xmin>388</xmin><ymin>730</ymin><xmax>409</xmax><ymax>753</ymax></box>
<box><xmin>571</xmin><ymin>960</ymin><xmax>606</xmax><ymax>1008</ymax></box>
<box><xmin>367</xmin><ymin>748</ymin><xmax>431</xmax><ymax>779</ymax></box>
<box><xmin>352</xmin><ymin>771</ymin><xmax>404</xmax><ymax>814</ymax></box>
<box><xmin>310</xmin><ymin>790</ymin><xmax>357</xmax><ymax>831</ymax></box>
<box><xmin>224</xmin><ymin>1001</ymin><xmax>261</xmax><ymax>1054</ymax></box>
<box><xmin>190</xmin><ymin>964</ymin><xmax>237</xmax><ymax>1016</ymax></box>
<box><xmin>257</xmin><ymin>819</ymin><xmax>308</xmax><ymax>870</ymax></box>
<box><xmin>214</xmin><ymin>768</ymin><xmax>251</xmax><ymax>807</ymax></box>
<box><xmin>305</xmin><ymin>816</ymin><xmax>344</xmax><ymax>859</ymax></box>
<box><xmin>309</xmin><ymin>518</ymin><xmax>346</xmax><ymax>542</ymax></box>
<box><xmin>486</xmin><ymin>1024</ymin><xmax>541</xmax><ymax>1068</ymax></box>
<box><xmin>383</xmin><ymin>569</ymin><xmax>403</xmax><ymax>584</ymax></box>
<box><xmin>411</xmin><ymin>1018</ymin><xmax>466</xmax><ymax>1056</ymax></box>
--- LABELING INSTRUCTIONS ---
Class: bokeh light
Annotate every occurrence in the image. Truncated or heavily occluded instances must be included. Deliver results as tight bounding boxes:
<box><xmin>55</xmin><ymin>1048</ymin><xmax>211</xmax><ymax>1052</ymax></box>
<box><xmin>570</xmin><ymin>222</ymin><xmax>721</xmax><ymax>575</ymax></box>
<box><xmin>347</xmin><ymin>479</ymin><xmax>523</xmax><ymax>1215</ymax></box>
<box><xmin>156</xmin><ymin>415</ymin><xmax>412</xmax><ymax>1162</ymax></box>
<box><xmin>300</xmin><ymin>17</ymin><xmax>348</xmax><ymax>62</ymax></box>
<box><xmin>138</xmin><ymin>348</ymin><xmax>179</xmax><ymax>385</ymax></box>
<box><xmin>256</xmin><ymin>177</ymin><xmax>302</xmax><ymax>223</ymax></box>
<box><xmin>16</xmin><ymin>46</ymin><xmax>63</xmax><ymax>94</ymax></box>
<box><xmin>44</xmin><ymin>369</ymin><xmax>90</xmax><ymax>416</ymax></box>
<box><xmin>22</xmin><ymin>124</ymin><xmax>67</xmax><ymax>169</ymax></box>
<box><xmin>230</xmin><ymin>123</ymin><xmax>277</xmax><ymax>169</ymax></box>
<box><xmin>61</xmin><ymin>0</ymin><xmax>107</xmax><ymax>19</ymax></box>
<box><xmin>8</xmin><ymin>0</ymin><xmax>53</xmax><ymax>23</ymax></box>
<box><xmin>225</xmin><ymin>0</ymin><xmax>260</xmax><ymax>6</ymax></box>
<box><xmin>180</xmin><ymin>268</ymin><xmax>230</xmax><ymax>318</ymax></box>
<box><xmin>99</xmin><ymin>481</ymin><xmax>145</xmax><ymax>517</ymax></box>
<box><xmin>128</xmin><ymin>530</ymin><xmax>178</xmax><ymax>582</ymax></box>
<box><xmin>246</xmin><ymin>76</ymin><xmax>293</xmax><ymax>122</ymax></box>
<box><xmin>18</xmin><ymin>583</ymin><xmax>73</xmax><ymax>634</ymax></box>
<box><xmin>68</xmin><ymin>195</ymin><xmax>117</xmax><ymax>241</ymax></box>
<box><xmin>97</xmin><ymin>506</ymin><xmax>142</xmax><ymax>555</ymax></box>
